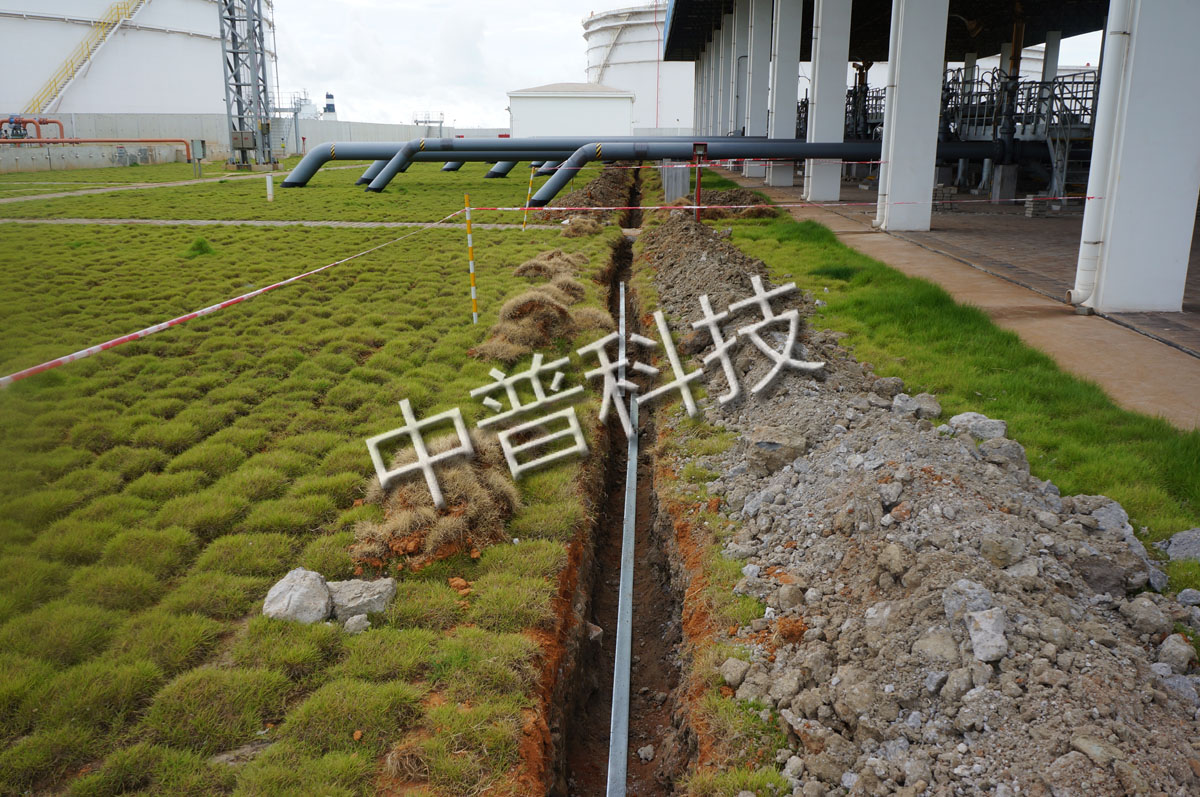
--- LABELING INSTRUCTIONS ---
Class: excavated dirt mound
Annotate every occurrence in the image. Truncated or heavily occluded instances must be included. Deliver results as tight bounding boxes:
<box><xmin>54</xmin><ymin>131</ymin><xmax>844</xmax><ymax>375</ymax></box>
<box><xmin>638</xmin><ymin>218</ymin><xmax>1200</xmax><ymax>795</ymax></box>
<box><xmin>639</xmin><ymin>210</ymin><xmax>803</xmax><ymax>322</ymax></box>
<box><xmin>697</xmin><ymin>188</ymin><xmax>780</xmax><ymax>219</ymax></box>
<box><xmin>539</xmin><ymin>164</ymin><xmax>632</xmax><ymax>222</ymax></box>
<box><xmin>352</xmin><ymin>431</ymin><xmax>519</xmax><ymax>570</ymax></box>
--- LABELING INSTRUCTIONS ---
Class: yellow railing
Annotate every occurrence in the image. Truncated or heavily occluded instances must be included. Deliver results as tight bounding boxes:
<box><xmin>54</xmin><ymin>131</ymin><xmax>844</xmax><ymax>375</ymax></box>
<box><xmin>24</xmin><ymin>0</ymin><xmax>148</xmax><ymax>114</ymax></box>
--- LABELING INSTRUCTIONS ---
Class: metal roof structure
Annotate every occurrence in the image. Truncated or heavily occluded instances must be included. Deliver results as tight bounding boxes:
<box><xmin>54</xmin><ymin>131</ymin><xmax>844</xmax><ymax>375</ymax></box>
<box><xmin>662</xmin><ymin>0</ymin><xmax>1108</xmax><ymax>62</ymax></box>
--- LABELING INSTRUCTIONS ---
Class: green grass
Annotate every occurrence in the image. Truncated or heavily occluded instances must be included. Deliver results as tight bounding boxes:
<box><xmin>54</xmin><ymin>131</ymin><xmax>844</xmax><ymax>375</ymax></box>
<box><xmin>193</xmin><ymin>532</ymin><xmax>299</xmax><ymax>577</ymax></box>
<box><xmin>0</xmin><ymin>162</ymin><xmax>620</xmax><ymax>793</ymax></box>
<box><xmin>69</xmin><ymin>742</ymin><xmax>236</xmax><ymax>797</ymax></box>
<box><xmin>281</xmin><ymin>678</ymin><xmax>423</xmax><ymax>755</ymax></box>
<box><xmin>143</xmin><ymin>667</ymin><xmax>290</xmax><ymax>756</ymax></box>
<box><xmin>231</xmin><ymin>615</ymin><xmax>343</xmax><ymax>683</ymax></box>
<box><xmin>716</xmin><ymin>213</ymin><xmax>1200</xmax><ymax>566</ymax></box>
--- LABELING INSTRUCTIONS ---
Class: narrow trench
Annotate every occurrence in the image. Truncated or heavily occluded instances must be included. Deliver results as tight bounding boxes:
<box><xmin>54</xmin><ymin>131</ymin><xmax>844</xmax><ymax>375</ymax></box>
<box><xmin>559</xmin><ymin>170</ymin><xmax>687</xmax><ymax>796</ymax></box>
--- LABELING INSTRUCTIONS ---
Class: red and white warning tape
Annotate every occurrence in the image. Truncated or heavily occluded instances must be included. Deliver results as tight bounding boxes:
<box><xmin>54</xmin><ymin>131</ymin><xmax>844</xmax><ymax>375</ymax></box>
<box><xmin>0</xmin><ymin>209</ymin><xmax>463</xmax><ymax>388</ymax></box>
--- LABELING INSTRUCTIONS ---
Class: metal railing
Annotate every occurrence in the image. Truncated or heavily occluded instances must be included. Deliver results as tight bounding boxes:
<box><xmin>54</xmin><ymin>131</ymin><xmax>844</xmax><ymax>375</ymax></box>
<box><xmin>24</xmin><ymin>0</ymin><xmax>149</xmax><ymax>114</ymax></box>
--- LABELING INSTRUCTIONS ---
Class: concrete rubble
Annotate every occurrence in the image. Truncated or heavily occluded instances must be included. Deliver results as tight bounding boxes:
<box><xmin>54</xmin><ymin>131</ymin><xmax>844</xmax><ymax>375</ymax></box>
<box><xmin>641</xmin><ymin>213</ymin><xmax>1200</xmax><ymax>796</ymax></box>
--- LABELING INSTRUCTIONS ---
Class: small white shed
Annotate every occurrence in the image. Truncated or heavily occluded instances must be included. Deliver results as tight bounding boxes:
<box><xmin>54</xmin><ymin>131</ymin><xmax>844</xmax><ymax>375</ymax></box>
<box><xmin>507</xmin><ymin>83</ymin><xmax>635</xmax><ymax>138</ymax></box>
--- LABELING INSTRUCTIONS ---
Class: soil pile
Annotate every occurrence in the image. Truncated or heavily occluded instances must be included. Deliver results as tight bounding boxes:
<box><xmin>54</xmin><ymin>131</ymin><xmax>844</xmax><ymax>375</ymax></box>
<box><xmin>642</xmin><ymin>218</ymin><xmax>1200</xmax><ymax>795</ymax></box>
<box><xmin>540</xmin><ymin>164</ymin><xmax>632</xmax><ymax>221</ymax></box>
<box><xmin>695</xmin><ymin>188</ymin><xmax>780</xmax><ymax>219</ymax></box>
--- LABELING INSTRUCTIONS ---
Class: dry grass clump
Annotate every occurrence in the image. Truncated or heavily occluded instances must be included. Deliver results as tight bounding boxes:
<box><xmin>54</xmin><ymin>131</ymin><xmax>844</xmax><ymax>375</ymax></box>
<box><xmin>471</xmin><ymin>253</ymin><xmax>614</xmax><ymax>363</ymax></box>
<box><xmin>352</xmin><ymin>431</ymin><xmax>520</xmax><ymax>570</ymax></box>
<box><xmin>512</xmin><ymin>249</ymin><xmax>587</xmax><ymax>280</ymax></box>
<box><xmin>562</xmin><ymin>216</ymin><xmax>603</xmax><ymax>237</ymax></box>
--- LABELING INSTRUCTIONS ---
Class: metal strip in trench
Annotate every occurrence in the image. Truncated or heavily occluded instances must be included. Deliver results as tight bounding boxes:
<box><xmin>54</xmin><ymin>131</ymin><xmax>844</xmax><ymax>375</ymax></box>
<box><xmin>606</xmin><ymin>282</ymin><xmax>638</xmax><ymax>796</ymax></box>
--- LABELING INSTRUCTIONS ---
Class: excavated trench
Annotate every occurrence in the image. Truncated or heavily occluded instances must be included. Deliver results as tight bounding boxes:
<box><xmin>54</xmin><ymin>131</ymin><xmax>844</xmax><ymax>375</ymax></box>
<box><xmin>551</xmin><ymin>171</ymin><xmax>691</xmax><ymax>796</ymax></box>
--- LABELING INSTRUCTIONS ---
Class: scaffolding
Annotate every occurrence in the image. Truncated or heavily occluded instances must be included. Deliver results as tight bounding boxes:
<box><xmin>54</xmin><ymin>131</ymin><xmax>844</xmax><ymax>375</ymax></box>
<box><xmin>218</xmin><ymin>0</ymin><xmax>274</xmax><ymax>167</ymax></box>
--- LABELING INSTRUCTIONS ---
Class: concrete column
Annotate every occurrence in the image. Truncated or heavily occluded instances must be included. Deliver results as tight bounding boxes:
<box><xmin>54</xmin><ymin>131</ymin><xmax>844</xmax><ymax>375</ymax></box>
<box><xmin>767</xmin><ymin>0</ymin><xmax>804</xmax><ymax>186</ymax></box>
<box><xmin>998</xmin><ymin>42</ymin><xmax>1012</xmax><ymax>77</ymax></box>
<box><xmin>804</xmin><ymin>0</ymin><xmax>852</xmax><ymax>201</ymax></box>
<box><xmin>694</xmin><ymin>51</ymin><xmax>704</xmax><ymax>135</ymax></box>
<box><xmin>875</xmin><ymin>0</ymin><xmax>950</xmax><ymax>231</ymax></box>
<box><xmin>963</xmin><ymin>51</ymin><xmax>976</xmax><ymax>90</ymax></box>
<box><xmin>717</xmin><ymin>13</ymin><xmax>734</xmax><ymax>135</ymax></box>
<box><xmin>730</xmin><ymin>2</ymin><xmax>751</xmax><ymax>136</ymax></box>
<box><xmin>1072</xmin><ymin>0</ymin><xmax>1200</xmax><ymax>312</ymax></box>
<box><xmin>1041</xmin><ymin>31</ymin><xmax>1060</xmax><ymax>82</ymax></box>
<box><xmin>743</xmin><ymin>0</ymin><xmax>773</xmax><ymax>176</ymax></box>
<box><xmin>706</xmin><ymin>39</ymin><xmax>719</xmax><ymax>134</ymax></box>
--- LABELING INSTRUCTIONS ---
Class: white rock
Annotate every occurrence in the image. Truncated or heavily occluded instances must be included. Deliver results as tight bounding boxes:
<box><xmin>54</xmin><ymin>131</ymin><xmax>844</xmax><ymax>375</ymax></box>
<box><xmin>327</xmin><ymin>578</ymin><xmax>397</xmax><ymax>620</ymax></box>
<box><xmin>263</xmin><ymin>568</ymin><xmax>333</xmax><ymax>624</ymax></box>
<box><xmin>343</xmin><ymin>614</ymin><xmax>370</xmax><ymax>634</ymax></box>
<box><xmin>637</xmin><ymin>744</ymin><xmax>655</xmax><ymax>762</ymax></box>
<box><xmin>965</xmin><ymin>607</ymin><xmax>1008</xmax><ymax>662</ymax></box>
<box><xmin>1159</xmin><ymin>633</ymin><xmax>1198</xmax><ymax>674</ymax></box>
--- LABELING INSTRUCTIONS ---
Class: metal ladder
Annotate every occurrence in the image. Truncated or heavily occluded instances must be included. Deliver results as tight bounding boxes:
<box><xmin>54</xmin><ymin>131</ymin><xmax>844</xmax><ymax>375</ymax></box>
<box><xmin>24</xmin><ymin>0</ymin><xmax>151</xmax><ymax>115</ymax></box>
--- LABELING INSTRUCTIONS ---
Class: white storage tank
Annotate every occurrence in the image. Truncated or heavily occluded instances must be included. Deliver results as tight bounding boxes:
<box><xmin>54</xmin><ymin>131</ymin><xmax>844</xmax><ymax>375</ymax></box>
<box><xmin>583</xmin><ymin>2</ymin><xmax>693</xmax><ymax>135</ymax></box>
<box><xmin>0</xmin><ymin>0</ymin><xmax>276</xmax><ymax>115</ymax></box>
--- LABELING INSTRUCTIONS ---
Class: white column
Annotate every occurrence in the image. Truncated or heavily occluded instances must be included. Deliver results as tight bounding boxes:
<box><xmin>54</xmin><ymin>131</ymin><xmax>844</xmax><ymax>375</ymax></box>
<box><xmin>730</xmin><ymin>2</ymin><xmax>751</xmax><ymax>136</ymax></box>
<box><xmin>875</xmin><ymin>0</ymin><xmax>950</xmax><ymax>231</ymax></box>
<box><xmin>1072</xmin><ymin>0</ymin><xmax>1200</xmax><ymax>312</ymax></box>
<box><xmin>804</xmin><ymin>0</ymin><xmax>852</xmax><ymax>201</ymax></box>
<box><xmin>694</xmin><ymin>52</ymin><xmax>703</xmax><ymax>135</ymax></box>
<box><xmin>717</xmin><ymin>13</ymin><xmax>734</xmax><ymax>135</ymax></box>
<box><xmin>767</xmin><ymin>0</ymin><xmax>804</xmax><ymax>186</ymax></box>
<box><xmin>963</xmin><ymin>51</ymin><xmax>976</xmax><ymax>89</ymax></box>
<box><xmin>743</xmin><ymin>0</ymin><xmax>773</xmax><ymax>176</ymax></box>
<box><xmin>998</xmin><ymin>42</ymin><xmax>1012</xmax><ymax>77</ymax></box>
<box><xmin>706</xmin><ymin>39</ymin><xmax>719</xmax><ymax>134</ymax></box>
<box><xmin>1041</xmin><ymin>31</ymin><xmax>1060</xmax><ymax>82</ymax></box>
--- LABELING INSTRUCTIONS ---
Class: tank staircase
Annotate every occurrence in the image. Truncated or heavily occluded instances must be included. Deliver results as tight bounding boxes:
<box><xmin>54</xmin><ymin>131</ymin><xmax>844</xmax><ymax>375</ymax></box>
<box><xmin>24</xmin><ymin>0</ymin><xmax>152</xmax><ymax>115</ymax></box>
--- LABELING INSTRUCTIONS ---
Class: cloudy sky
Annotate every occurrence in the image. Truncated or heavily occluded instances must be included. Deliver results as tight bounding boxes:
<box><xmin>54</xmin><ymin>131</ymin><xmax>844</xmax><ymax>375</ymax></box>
<box><xmin>272</xmin><ymin>1</ymin><xmax>1102</xmax><ymax>129</ymax></box>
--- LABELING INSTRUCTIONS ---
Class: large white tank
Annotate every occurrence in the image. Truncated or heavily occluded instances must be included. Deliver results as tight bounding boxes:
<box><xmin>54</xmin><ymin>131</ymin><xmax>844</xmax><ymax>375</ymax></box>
<box><xmin>0</xmin><ymin>0</ymin><xmax>277</xmax><ymax>115</ymax></box>
<box><xmin>583</xmin><ymin>3</ymin><xmax>694</xmax><ymax>134</ymax></box>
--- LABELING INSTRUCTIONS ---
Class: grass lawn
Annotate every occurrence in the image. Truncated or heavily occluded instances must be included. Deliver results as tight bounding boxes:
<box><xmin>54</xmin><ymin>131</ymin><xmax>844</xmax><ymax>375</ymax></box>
<box><xmin>0</xmin><ymin>158</ymin><xmax>600</xmax><ymax>224</ymax></box>
<box><xmin>0</xmin><ymin>162</ymin><xmax>622</xmax><ymax>795</ymax></box>
<box><xmin>0</xmin><ymin>156</ymin><xmax>315</xmax><ymax>199</ymax></box>
<box><xmin>694</xmin><ymin>169</ymin><xmax>1200</xmax><ymax>590</ymax></box>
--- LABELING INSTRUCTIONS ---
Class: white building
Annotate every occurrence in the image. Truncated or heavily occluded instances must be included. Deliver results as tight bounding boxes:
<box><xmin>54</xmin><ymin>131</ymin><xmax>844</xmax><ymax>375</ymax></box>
<box><xmin>584</xmin><ymin>3</ymin><xmax>694</xmax><ymax>134</ymax></box>
<box><xmin>507</xmin><ymin>83</ymin><xmax>635</xmax><ymax>138</ymax></box>
<box><xmin>0</xmin><ymin>0</ymin><xmax>276</xmax><ymax>115</ymax></box>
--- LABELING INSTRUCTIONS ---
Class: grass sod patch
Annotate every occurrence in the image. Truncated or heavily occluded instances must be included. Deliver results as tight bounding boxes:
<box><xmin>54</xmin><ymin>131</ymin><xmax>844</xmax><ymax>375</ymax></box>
<box><xmin>22</xmin><ymin>658</ymin><xmax>163</xmax><ymax>733</ymax></box>
<box><xmin>279</xmin><ymin>678</ymin><xmax>424</xmax><ymax>755</ymax></box>
<box><xmin>143</xmin><ymin>667</ymin><xmax>290</xmax><ymax>756</ymax></box>
<box><xmin>465</xmin><ymin>571</ymin><xmax>557</xmax><ymax>632</ymax></box>
<box><xmin>332</xmin><ymin>627</ymin><xmax>439</xmax><ymax>682</ymax></box>
<box><xmin>66</xmin><ymin>564</ymin><xmax>168</xmax><ymax>612</ymax></box>
<box><xmin>0</xmin><ymin>166</ymin><xmax>619</xmax><ymax>795</ymax></box>
<box><xmin>0</xmin><ymin>600</ymin><xmax>124</xmax><ymax>666</ymax></box>
<box><xmin>428</xmin><ymin>627</ymin><xmax>538</xmax><ymax>703</ymax></box>
<box><xmin>400</xmin><ymin>697</ymin><xmax>525</xmax><ymax>795</ymax></box>
<box><xmin>300</xmin><ymin>530</ymin><xmax>357</xmax><ymax>580</ymax></box>
<box><xmin>0</xmin><ymin>725</ymin><xmax>101</xmax><ymax>795</ymax></box>
<box><xmin>193</xmin><ymin>532</ymin><xmax>299</xmax><ymax>577</ymax></box>
<box><xmin>0</xmin><ymin>554</ymin><xmax>70</xmax><ymax>623</ymax></box>
<box><xmin>68</xmin><ymin>742</ymin><xmax>236</xmax><ymax>797</ymax></box>
<box><xmin>231</xmin><ymin>615</ymin><xmax>343</xmax><ymax>683</ymax></box>
<box><xmin>385</xmin><ymin>579</ymin><xmax>466</xmax><ymax>630</ymax></box>
<box><xmin>107</xmin><ymin>610</ymin><xmax>224</xmax><ymax>675</ymax></box>
<box><xmin>722</xmin><ymin>215</ymin><xmax>1200</xmax><ymax>554</ymax></box>
<box><xmin>231</xmin><ymin>742</ymin><xmax>372</xmax><ymax>797</ymax></box>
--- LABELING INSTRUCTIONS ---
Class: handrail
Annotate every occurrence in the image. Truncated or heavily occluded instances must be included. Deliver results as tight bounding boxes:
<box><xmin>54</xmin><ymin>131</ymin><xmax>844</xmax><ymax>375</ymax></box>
<box><xmin>24</xmin><ymin>0</ymin><xmax>149</xmax><ymax>114</ymax></box>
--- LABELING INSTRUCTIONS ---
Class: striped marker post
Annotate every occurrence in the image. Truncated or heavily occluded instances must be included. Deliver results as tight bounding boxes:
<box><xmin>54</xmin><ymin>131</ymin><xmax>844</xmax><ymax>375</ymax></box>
<box><xmin>522</xmin><ymin>164</ymin><xmax>536</xmax><ymax>231</ymax></box>
<box><xmin>465</xmin><ymin>193</ymin><xmax>479</xmax><ymax>324</ymax></box>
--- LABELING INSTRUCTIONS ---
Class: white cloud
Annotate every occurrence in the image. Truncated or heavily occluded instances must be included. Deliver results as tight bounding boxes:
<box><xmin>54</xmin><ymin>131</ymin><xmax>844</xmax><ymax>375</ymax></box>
<box><xmin>273</xmin><ymin>0</ymin><xmax>603</xmax><ymax>128</ymax></box>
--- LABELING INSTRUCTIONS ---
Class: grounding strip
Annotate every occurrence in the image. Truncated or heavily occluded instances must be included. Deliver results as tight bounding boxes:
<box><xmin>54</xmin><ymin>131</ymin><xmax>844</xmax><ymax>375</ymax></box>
<box><xmin>606</xmin><ymin>281</ymin><xmax>638</xmax><ymax>797</ymax></box>
<box><xmin>0</xmin><ymin>209</ymin><xmax>464</xmax><ymax>388</ymax></box>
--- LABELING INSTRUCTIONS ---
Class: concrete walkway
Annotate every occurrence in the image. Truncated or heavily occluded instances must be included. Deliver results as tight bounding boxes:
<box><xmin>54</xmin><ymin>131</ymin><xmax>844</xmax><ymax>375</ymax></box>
<box><xmin>0</xmin><ymin>217</ymin><xmax>558</xmax><ymax>231</ymax></box>
<box><xmin>720</xmin><ymin>171</ymin><xmax>1200</xmax><ymax>431</ymax></box>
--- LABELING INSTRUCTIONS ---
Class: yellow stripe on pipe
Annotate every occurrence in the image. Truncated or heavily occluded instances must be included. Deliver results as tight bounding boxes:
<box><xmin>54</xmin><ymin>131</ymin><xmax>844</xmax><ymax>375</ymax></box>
<box><xmin>330</xmin><ymin>144</ymin><xmax>336</xmax><ymax>160</ymax></box>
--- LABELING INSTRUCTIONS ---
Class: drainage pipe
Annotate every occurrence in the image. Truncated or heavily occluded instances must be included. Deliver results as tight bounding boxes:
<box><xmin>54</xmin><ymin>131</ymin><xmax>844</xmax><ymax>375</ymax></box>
<box><xmin>536</xmin><ymin>160</ymin><xmax>561</xmax><ymax>176</ymax></box>
<box><xmin>0</xmin><ymin>138</ymin><xmax>192</xmax><ymax>161</ymax></box>
<box><xmin>484</xmin><ymin>160</ymin><xmax>518</xmax><ymax>178</ymax></box>
<box><xmin>441</xmin><ymin>161</ymin><xmax>465</xmax><ymax>171</ymax></box>
<box><xmin>529</xmin><ymin>140</ymin><xmax>1005</xmax><ymax>206</ymax></box>
<box><xmin>356</xmin><ymin>160</ymin><xmax>390</xmax><ymax>185</ymax></box>
<box><xmin>1068</xmin><ymin>0</ymin><xmax>1131</xmax><ymax>307</ymax></box>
